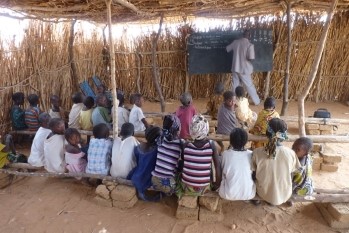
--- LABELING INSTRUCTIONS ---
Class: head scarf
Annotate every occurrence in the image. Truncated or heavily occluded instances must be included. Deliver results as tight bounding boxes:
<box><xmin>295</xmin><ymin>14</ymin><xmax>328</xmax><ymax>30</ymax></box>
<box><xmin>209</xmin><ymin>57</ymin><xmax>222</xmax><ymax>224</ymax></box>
<box><xmin>264</xmin><ymin>124</ymin><xmax>288</xmax><ymax>159</ymax></box>
<box><xmin>157</xmin><ymin>114</ymin><xmax>181</xmax><ymax>145</ymax></box>
<box><xmin>189</xmin><ymin>114</ymin><xmax>209</xmax><ymax>141</ymax></box>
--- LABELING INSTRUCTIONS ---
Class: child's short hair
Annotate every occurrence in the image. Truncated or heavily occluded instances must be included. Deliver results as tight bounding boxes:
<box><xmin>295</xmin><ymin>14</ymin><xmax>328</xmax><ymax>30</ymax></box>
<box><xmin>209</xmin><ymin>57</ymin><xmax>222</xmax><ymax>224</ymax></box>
<box><xmin>267</xmin><ymin>118</ymin><xmax>287</xmax><ymax>137</ymax></box>
<box><xmin>120</xmin><ymin>122</ymin><xmax>134</xmax><ymax>137</ymax></box>
<box><xmin>117</xmin><ymin>90</ymin><xmax>125</xmax><ymax>107</ymax></box>
<box><xmin>84</xmin><ymin>96</ymin><xmax>95</xmax><ymax>109</ymax></box>
<box><xmin>293</xmin><ymin>137</ymin><xmax>313</xmax><ymax>153</ymax></box>
<box><xmin>93</xmin><ymin>123</ymin><xmax>110</xmax><ymax>139</ymax></box>
<box><xmin>145</xmin><ymin>126</ymin><xmax>161</xmax><ymax>146</ymax></box>
<box><xmin>65</xmin><ymin>128</ymin><xmax>80</xmax><ymax>141</ymax></box>
<box><xmin>129</xmin><ymin>93</ymin><xmax>136</xmax><ymax>105</ymax></box>
<box><xmin>264</xmin><ymin>97</ymin><xmax>276</xmax><ymax>109</ymax></box>
<box><xmin>72</xmin><ymin>92</ymin><xmax>83</xmax><ymax>104</ymax></box>
<box><xmin>38</xmin><ymin>113</ymin><xmax>51</xmax><ymax>125</ymax></box>
<box><xmin>230</xmin><ymin>128</ymin><xmax>248</xmax><ymax>150</ymax></box>
<box><xmin>27</xmin><ymin>94</ymin><xmax>39</xmax><ymax>106</ymax></box>
<box><xmin>180</xmin><ymin>92</ymin><xmax>192</xmax><ymax>106</ymax></box>
<box><xmin>133</xmin><ymin>93</ymin><xmax>143</xmax><ymax>104</ymax></box>
<box><xmin>214</xmin><ymin>82</ymin><xmax>224</xmax><ymax>95</ymax></box>
<box><xmin>95</xmin><ymin>94</ymin><xmax>107</xmax><ymax>106</ymax></box>
<box><xmin>235</xmin><ymin>86</ymin><xmax>245</xmax><ymax>98</ymax></box>
<box><xmin>48</xmin><ymin>118</ymin><xmax>64</xmax><ymax>131</ymax></box>
<box><xmin>50</xmin><ymin>95</ymin><xmax>59</xmax><ymax>102</ymax></box>
<box><xmin>223</xmin><ymin>91</ymin><xmax>235</xmax><ymax>101</ymax></box>
<box><xmin>12</xmin><ymin>92</ymin><xmax>24</xmax><ymax>102</ymax></box>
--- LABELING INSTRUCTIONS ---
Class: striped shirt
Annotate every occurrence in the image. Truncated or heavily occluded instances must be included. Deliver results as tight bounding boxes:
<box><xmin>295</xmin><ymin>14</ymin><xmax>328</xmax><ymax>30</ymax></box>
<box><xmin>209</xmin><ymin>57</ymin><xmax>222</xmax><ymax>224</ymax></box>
<box><xmin>152</xmin><ymin>138</ymin><xmax>182</xmax><ymax>178</ymax></box>
<box><xmin>181</xmin><ymin>141</ymin><xmax>213</xmax><ymax>188</ymax></box>
<box><xmin>25</xmin><ymin>106</ymin><xmax>40</xmax><ymax>131</ymax></box>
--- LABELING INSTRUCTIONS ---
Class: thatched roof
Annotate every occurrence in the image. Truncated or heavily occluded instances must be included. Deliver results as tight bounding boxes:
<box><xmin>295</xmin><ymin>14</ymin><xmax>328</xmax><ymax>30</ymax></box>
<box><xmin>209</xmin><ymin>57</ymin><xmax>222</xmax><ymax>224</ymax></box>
<box><xmin>0</xmin><ymin>0</ymin><xmax>348</xmax><ymax>23</ymax></box>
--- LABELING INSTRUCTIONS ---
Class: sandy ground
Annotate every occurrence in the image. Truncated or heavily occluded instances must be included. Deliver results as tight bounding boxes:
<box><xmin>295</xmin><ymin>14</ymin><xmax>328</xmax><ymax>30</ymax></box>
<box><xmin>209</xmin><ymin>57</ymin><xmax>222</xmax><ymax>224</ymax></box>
<box><xmin>1</xmin><ymin>99</ymin><xmax>349</xmax><ymax>233</ymax></box>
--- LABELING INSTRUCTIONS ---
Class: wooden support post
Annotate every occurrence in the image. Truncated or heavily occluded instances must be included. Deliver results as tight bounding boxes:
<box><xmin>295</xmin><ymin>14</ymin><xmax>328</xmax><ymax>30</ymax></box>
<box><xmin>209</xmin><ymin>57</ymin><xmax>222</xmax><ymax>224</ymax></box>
<box><xmin>263</xmin><ymin>72</ymin><xmax>271</xmax><ymax>100</ymax></box>
<box><xmin>106</xmin><ymin>0</ymin><xmax>119</xmax><ymax>138</ymax></box>
<box><xmin>315</xmin><ymin>49</ymin><xmax>325</xmax><ymax>103</ymax></box>
<box><xmin>135</xmin><ymin>51</ymin><xmax>141</xmax><ymax>93</ymax></box>
<box><xmin>281</xmin><ymin>1</ymin><xmax>292</xmax><ymax>116</ymax></box>
<box><xmin>298</xmin><ymin>0</ymin><xmax>338</xmax><ymax>136</ymax></box>
<box><xmin>68</xmin><ymin>19</ymin><xmax>79</xmax><ymax>91</ymax></box>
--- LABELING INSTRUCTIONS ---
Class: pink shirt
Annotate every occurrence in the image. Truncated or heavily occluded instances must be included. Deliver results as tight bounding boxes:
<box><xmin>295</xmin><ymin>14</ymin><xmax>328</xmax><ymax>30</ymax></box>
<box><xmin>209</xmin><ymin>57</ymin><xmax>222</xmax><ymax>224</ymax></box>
<box><xmin>175</xmin><ymin>104</ymin><xmax>197</xmax><ymax>139</ymax></box>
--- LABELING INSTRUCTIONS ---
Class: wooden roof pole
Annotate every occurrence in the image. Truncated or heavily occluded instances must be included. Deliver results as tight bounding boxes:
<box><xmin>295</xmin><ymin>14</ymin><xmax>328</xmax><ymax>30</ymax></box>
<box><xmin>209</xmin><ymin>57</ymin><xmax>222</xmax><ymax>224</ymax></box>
<box><xmin>298</xmin><ymin>0</ymin><xmax>338</xmax><ymax>137</ymax></box>
<box><xmin>106</xmin><ymin>0</ymin><xmax>119</xmax><ymax>138</ymax></box>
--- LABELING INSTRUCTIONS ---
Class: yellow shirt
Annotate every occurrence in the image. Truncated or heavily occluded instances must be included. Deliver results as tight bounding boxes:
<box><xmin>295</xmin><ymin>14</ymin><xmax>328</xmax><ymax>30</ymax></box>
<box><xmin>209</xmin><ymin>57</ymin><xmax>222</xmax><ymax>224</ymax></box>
<box><xmin>250</xmin><ymin>109</ymin><xmax>279</xmax><ymax>135</ymax></box>
<box><xmin>79</xmin><ymin>109</ymin><xmax>93</xmax><ymax>131</ymax></box>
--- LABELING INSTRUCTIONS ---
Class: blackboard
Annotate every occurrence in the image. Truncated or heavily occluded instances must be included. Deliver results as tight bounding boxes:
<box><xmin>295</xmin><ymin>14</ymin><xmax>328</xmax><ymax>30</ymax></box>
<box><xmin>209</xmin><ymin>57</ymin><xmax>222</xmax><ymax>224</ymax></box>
<box><xmin>187</xmin><ymin>29</ymin><xmax>273</xmax><ymax>75</ymax></box>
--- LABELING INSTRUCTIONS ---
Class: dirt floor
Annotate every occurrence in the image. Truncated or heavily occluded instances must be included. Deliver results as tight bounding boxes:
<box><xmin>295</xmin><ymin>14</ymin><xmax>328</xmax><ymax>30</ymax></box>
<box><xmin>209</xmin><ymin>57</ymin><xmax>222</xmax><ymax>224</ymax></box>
<box><xmin>1</xmin><ymin>99</ymin><xmax>349</xmax><ymax>233</ymax></box>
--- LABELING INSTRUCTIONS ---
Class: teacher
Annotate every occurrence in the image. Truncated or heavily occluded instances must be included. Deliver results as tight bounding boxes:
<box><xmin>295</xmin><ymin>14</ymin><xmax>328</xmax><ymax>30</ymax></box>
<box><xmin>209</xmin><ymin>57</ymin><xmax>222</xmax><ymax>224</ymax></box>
<box><xmin>226</xmin><ymin>30</ymin><xmax>260</xmax><ymax>106</ymax></box>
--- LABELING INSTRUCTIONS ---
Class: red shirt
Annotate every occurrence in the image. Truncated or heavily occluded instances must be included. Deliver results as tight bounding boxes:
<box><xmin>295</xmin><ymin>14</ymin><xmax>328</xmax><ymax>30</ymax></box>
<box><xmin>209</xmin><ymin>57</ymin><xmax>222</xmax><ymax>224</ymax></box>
<box><xmin>175</xmin><ymin>104</ymin><xmax>197</xmax><ymax>139</ymax></box>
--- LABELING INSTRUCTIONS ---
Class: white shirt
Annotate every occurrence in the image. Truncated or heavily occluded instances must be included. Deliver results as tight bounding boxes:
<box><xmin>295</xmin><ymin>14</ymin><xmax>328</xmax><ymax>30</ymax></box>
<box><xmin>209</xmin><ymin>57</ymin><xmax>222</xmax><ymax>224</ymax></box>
<box><xmin>68</xmin><ymin>103</ymin><xmax>84</xmax><ymax>129</ymax></box>
<box><xmin>226</xmin><ymin>37</ymin><xmax>255</xmax><ymax>75</ymax></box>
<box><xmin>44</xmin><ymin>134</ymin><xmax>66</xmax><ymax>173</ymax></box>
<box><xmin>28</xmin><ymin>127</ymin><xmax>52</xmax><ymax>167</ymax></box>
<box><xmin>110</xmin><ymin>136</ymin><xmax>139</xmax><ymax>178</ymax></box>
<box><xmin>111</xmin><ymin>106</ymin><xmax>130</xmax><ymax>129</ymax></box>
<box><xmin>219</xmin><ymin>149</ymin><xmax>256</xmax><ymax>200</ymax></box>
<box><xmin>129</xmin><ymin>105</ymin><xmax>146</xmax><ymax>131</ymax></box>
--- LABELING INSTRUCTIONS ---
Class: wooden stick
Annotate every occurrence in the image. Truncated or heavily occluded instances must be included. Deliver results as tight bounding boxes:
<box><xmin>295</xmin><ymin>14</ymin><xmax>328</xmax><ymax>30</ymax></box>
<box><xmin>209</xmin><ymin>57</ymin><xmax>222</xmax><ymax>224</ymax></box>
<box><xmin>68</xmin><ymin>19</ymin><xmax>79</xmax><ymax>91</ymax></box>
<box><xmin>314</xmin><ymin>188</ymin><xmax>349</xmax><ymax>194</ymax></box>
<box><xmin>298</xmin><ymin>0</ymin><xmax>338</xmax><ymax>136</ymax></box>
<box><xmin>6</xmin><ymin>163</ymin><xmax>42</xmax><ymax>170</ymax></box>
<box><xmin>281</xmin><ymin>116</ymin><xmax>349</xmax><ymax>124</ymax></box>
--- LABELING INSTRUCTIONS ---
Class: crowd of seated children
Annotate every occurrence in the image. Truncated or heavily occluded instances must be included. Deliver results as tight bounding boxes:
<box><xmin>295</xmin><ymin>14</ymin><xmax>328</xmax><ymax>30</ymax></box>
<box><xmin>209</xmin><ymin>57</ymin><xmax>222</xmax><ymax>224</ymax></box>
<box><xmin>175</xmin><ymin>92</ymin><xmax>197</xmax><ymax>140</ymax></box>
<box><xmin>151</xmin><ymin>114</ymin><xmax>183</xmax><ymax>196</ymax></box>
<box><xmin>129</xmin><ymin>93</ymin><xmax>149</xmax><ymax>132</ymax></box>
<box><xmin>25</xmin><ymin>94</ymin><xmax>41</xmax><ymax>131</ymax></box>
<box><xmin>216</xmin><ymin>91</ymin><xmax>239</xmax><ymax>136</ymax></box>
<box><xmin>68</xmin><ymin>92</ymin><xmax>84</xmax><ymax>129</ymax></box>
<box><xmin>92</xmin><ymin>94</ymin><xmax>112</xmax><ymax>130</ymax></box>
<box><xmin>79</xmin><ymin>96</ymin><xmax>95</xmax><ymax>131</ymax></box>
<box><xmin>28</xmin><ymin>113</ymin><xmax>52</xmax><ymax>167</ymax></box>
<box><xmin>110</xmin><ymin>123</ymin><xmax>139</xmax><ymax>179</ymax></box>
<box><xmin>86</xmin><ymin>123</ymin><xmax>113</xmax><ymax>176</ymax></box>
<box><xmin>44</xmin><ymin>118</ymin><xmax>66</xmax><ymax>173</ymax></box>
<box><xmin>65</xmin><ymin>128</ymin><xmax>87</xmax><ymax>174</ymax></box>
<box><xmin>11</xmin><ymin>92</ymin><xmax>27</xmax><ymax>130</ymax></box>
<box><xmin>205</xmin><ymin>82</ymin><xmax>224</xmax><ymax>120</ymax></box>
<box><xmin>235</xmin><ymin>86</ymin><xmax>257</xmax><ymax>128</ymax></box>
<box><xmin>49</xmin><ymin>95</ymin><xmax>65</xmax><ymax>120</ymax></box>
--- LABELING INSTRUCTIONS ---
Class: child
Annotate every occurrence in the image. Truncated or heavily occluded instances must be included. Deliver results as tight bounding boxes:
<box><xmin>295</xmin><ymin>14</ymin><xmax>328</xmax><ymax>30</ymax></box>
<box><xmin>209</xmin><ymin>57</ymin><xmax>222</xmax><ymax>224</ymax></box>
<box><xmin>92</xmin><ymin>94</ymin><xmax>112</xmax><ymax>130</ymax></box>
<box><xmin>68</xmin><ymin>92</ymin><xmax>84</xmax><ymax>129</ymax></box>
<box><xmin>116</xmin><ymin>91</ymin><xmax>129</xmax><ymax>129</ymax></box>
<box><xmin>292</xmin><ymin>137</ymin><xmax>314</xmax><ymax>196</ymax></box>
<box><xmin>28</xmin><ymin>113</ymin><xmax>52</xmax><ymax>167</ymax></box>
<box><xmin>25</xmin><ymin>94</ymin><xmax>41</xmax><ymax>131</ymax></box>
<box><xmin>86</xmin><ymin>123</ymin><xmax>113</xmax><ymax>175</ymax></box>
<box><xmin>175</xmin><ymin>92</ymin><xmax>197</xmax><ymax>140</ymax></box>
<box><xmin>44</xmin><ymin>118</ymin><xmax>66</xmax><ymax>173</ymax></box>
<box><xmin>250</xmin><ymin>97</ymin><xmax>280</xmax><ymax>149</ymax></box>
<box><xmin>65</xmin><ymin>128</ymin><xmax>87</xmax><ymax>174</ymax></box>
<box><xmin>96</xmin><ymin>84</ymin><xmax>112</xmax><ymax>110</ymax></box>
<box><xmin>49</xmin><ymin>95</ymin><xmax>65</xmax><ymax>120</ymax></box>
<box><xmin>252</xmin><ymin>118</ymin><xmax>300</xmax><ymax>206</ymax></box>
<box><xmin>130</xmin><ymin>126</ymin><xmax>162</xmax><ymax>201</ymax></box>
<box><xmin>79</xmin><ymin>96</ymin><xmax>95</xmax><ymax>131</ymax></box>
<box><xmin>205</xmin><ymin>82</ymin><xmax>224</xmax><ymax>120</ymax></box>
<box><xmin>110</xmin><ymin>123</ymin><xmax>139</xmax><ymax>178</ymax></box>
<box><xmin>10</xmin><ymin>92</ymin><xmax>27</xmax><ymax>130</ymax></box>
<box><xmin>219</xmin><ymin>128</ymin><xmax>256</xmax><ymax>201</ymax></box>
<box><xmin>129</xmin><ymin>93</ymin><xmax>149</xmax><ymax>132</ymax></box>
<box><xmin>151</xmin><ymin>114</ymin><xmax>182</xmax><ymax>196</ymax></box>
<box><xmin>0</xmin><ymin>134</ymin><xmax>26</xmax><ymax>168</ymax></box>
<box><xmin>216</xmin><ymin>91</ymin><xmax>239</xmax><ymax>135</ymax></box>
<box><xmin>235</xmin><ymin>86</ymin><xmax>257</xmax><ymax>128</ymax></box>
<box><xmin>178</xmin><ymin>115</ymin><xmax>221</xmax><ymax>197</ymax></box>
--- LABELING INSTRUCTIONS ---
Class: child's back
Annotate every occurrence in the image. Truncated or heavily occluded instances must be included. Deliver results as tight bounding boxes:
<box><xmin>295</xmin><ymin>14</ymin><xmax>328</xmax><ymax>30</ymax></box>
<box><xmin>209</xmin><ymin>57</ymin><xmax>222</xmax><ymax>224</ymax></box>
<box><xmin>11</xmin><ymin>92</ymin><xmax>27</xmax><ymax>130</ymax></box>
<box><xmin>25</xmin><ymin>94</ymin><xmax>41</xmax><ymax>131</ymax></box>
<box><xmin>79</xmin><ymin>96</ymin><xmax>95</xmax><ymax>131</ymax></box>
<box><xmin>175</xmin><ymin>92</ymin><xmax>196</xmax><ymax>139</ymax></box>
<box><xmin>235</xmin><ymin>86</ymin><xmax>257</xmax><ymax>127</ymax></box>
<box><xmin>68</xmin><ymin>92</ymin><xmax>84</xmax><ymax>129</ymax></box>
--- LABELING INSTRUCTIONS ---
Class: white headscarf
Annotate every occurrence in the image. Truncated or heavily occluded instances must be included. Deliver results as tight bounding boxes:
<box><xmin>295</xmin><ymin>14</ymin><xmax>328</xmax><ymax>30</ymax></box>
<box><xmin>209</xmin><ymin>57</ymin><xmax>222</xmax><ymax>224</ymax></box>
<box><xmin>189</xmin><ymin>114</ymin><xmax>209</xmax><ymax>140</ymax></box>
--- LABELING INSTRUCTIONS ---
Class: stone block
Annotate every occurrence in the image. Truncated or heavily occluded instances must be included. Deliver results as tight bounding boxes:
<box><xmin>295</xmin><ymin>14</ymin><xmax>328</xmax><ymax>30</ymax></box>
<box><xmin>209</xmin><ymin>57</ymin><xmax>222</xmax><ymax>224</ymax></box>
<box><xmin>307</xmin><ymin>129</ymin><xmax>320</xmax><ymax>135</ymax></box>
<box><xmin>312</xmin><ymin>144</ymin><xmax>323</xmax><ymax>152</ymax></box>
<box><xmin>305</xmin><ymin>123</ymin><xmax>319</xmax><ymax>130</ymax></box>
<box><xmin>327</xmin><ymin>203</ymin><xmax>349</xmax><ymax>222</ymax></box>
<box><xmin>178</xmin><ymin>195</ymin><xmax>198</xmax><ymax>209</ymax></box>
<box><xmin>320</xmin><ymin>130</ymin><xmax>333</xmax><ymax>135</ymax></box>
<box><xmin>146</xmin><ymin>117</ymin><xmax>154</xmax><ymax>125</ymax></box>
<box><xmin>175</xmin><ymin>206</ymin><xmax>199</xmax><ymax>220</ymax></box>
<box><xmin>95</xmin><ymin>185</ymin><xmax>110</xmax><ymax>200</ymax></box>
<box><xmin>312</xmin><ymin>152</ymin><xmax>323</xmax><ymax>164</ymax></box>
<box><xmin>106</xmin><ymin>184</ymin><xmax>117</xmax><ymax>191</ymax></box>
<box><xmin>316</xmin><ymin>203</ymin><xmax>349</xmax><ymax>229</ymax></box>
<box><xmin>321</xmin><ymin>163</ymin><xmax>338</xmax><ymax>172</ymax></box>
<box><xmin>93</xmin><ymin>196</ymin><xmax>113</xmax><ymax>207</ymax></box>
<box><xmin>199</xmin><ymin>202</ymin><xmax>224</xmax><ymax>222</ymax></box>
<box><xmin>312</xmin><ymin>163</ymin><xmax>321</xmax><ymax>171</ymax></box>
<box><xmin>319</xmin><ymin>124</ymin><xmax>334</xmax><ymax>131</ymax></box>
<box><xmin>199</xmin><ymin>196</ymin><xmax>220</xmax><ymax>212</ymax></box>
<box><xmin>113</xmin><ymin>195</ymin><xmax>138</xmax><ymax>209</ymax></box>
<box><xmin>321</xmin><ymin>150</ymin><xmax>342</xmax><ymax>163</ymax></box>
<box><xmin>110</xmin><ymin>184</ymin><xmax>136</xmax><ymax>201</ymax></box>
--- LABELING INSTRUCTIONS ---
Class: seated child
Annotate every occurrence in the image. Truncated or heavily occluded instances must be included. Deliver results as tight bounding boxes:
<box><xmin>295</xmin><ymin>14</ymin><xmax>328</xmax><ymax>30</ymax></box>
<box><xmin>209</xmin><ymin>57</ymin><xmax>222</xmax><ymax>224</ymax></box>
<box><xmin>252</xmin><ymin>118</ymin><xmax>300</xmax><ymax>206</ymax></box>
<box><xmin>250</xmin><ymin>97</ymin><xmax>280</xmax><ymax>149</ymax></box>
<box><xmin>79</xmin><ymin>96</ymin><xmax>95</xmax><ymax>131</ymax></box>
<box><xmin>10</xmin><ymin>92</ymin><xmax>27</xmax><ymax>130</ymax></box>
<box><xmin>175</xmin><ymin>92</ymin><xmax>197</xmax><ymax>140</ymax></box>
<box><xmin>219</xmin><ymin>128</ymin><xmax>256</xmax><ymax>201</ymax></box>
<box><xmin>151</xmin><ymin>114</ymin><xmax>183</xmax><ymax>196</ymax></box>
<box><xmin>86</xmin><ymin>123</ymin><xmax>113</xmax><ymax>175</ymax></box>
<box><xmin>205</xmin><ymin>82</ymin><xmax>224</xmax><ymax>120</ymax></box>
<box><xmin>28</xmin><ymin>113</ymin><xmax>52</xmax><ymax>167</ymax></box>
<box><xmin>0</xmin><ymin>134</ymin><xmax>26</xmax><ymax>168</ymax></box>
<box><xmin>68</xmin><ymin>92</ymin><xmax>84</xmax><ymax>129</ymax></box>
<box><xmin>130</xmin><ymin>126</ymin><xmax>162</xmax><ymax>201</ymax></box>
<box><xmin>65</xmin><ymin>128</ymin><xmax>87</xmax><ymax>174</ymax></box>
<box><xmin>96</xmin><ymin>84</ymin><xmax>112</xmax><ymax>110</ymax></box>
<box><xmin>217</xmin><ymin>91</ymin><xmax>239</xmax><ymax>136</ymax></box>
<box><xmin>292</xmin><ymin>137</ymin><xmax>314</xmax><ymax>196</ymax></box>
<box><xmin>110</xmin><ymin>123</ymin><xmax>139</xmax><ymax>178</ymax></box>
<box><xmin>25</xmin><ymin>94</ymin><xmax>41</xmax><ymax>131</ymax></box>
<box><xmin>92</xmin><ymin>94</ymin><xmax>112</xmax><ymax>130</ymax></box>
<box><xmin>115</xmin><ymin>90</ymin><xmax>129</xmax><ymax>129</ymax></box>
<box><xmin>49</xmin><ymin>95</ymin><xmax>65</xmax><ymax>120</ymax></box>
<box><xmin>44</xmin><ymin>118</ymin><xmax>66</xmax><ymax>173</ymax></box>
<box><xmin>129</xmin><ymin>93</ymin><xmax>149</xmax><ymax>132</ymax></box>
<box><xmin>235</xmin><ymin>86</ymin><xmax>257</xmax><ymax>128</ymax></box>
<box><xmin>178</xmin><ymin>115</ymin><xmax>221</xmax><ymax>197</ymax></box>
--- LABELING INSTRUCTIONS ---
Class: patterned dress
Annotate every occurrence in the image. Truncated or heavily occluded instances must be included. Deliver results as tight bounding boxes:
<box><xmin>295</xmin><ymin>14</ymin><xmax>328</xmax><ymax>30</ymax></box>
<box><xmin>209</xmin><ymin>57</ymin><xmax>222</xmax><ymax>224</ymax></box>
<box><xmin>292</xmin><ymin>154</ymin><xmax>314</xmax><ymax>196</ymax></box>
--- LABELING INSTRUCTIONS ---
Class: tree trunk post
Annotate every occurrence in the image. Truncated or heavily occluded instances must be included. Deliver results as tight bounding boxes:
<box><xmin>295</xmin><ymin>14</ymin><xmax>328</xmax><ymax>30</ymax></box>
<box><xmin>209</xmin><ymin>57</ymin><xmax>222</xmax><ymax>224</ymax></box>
<box><xmin>68</xmin><ymin>19</ymin><xmax>79</xmax><ymax>91</ymax></box>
